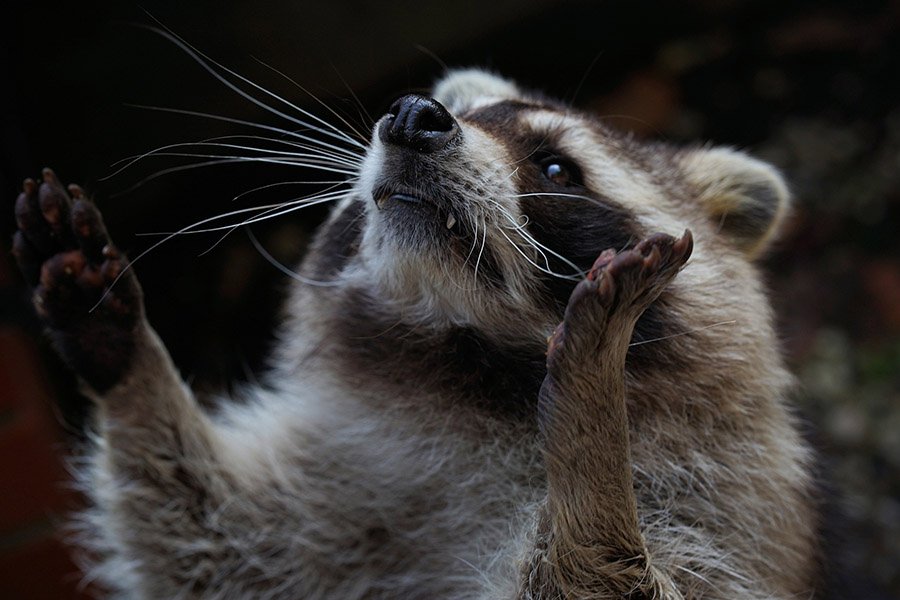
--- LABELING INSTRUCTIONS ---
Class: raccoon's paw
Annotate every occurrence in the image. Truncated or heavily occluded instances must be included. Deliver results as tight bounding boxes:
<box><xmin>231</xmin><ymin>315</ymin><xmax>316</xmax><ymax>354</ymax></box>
<box><xmin>12</xmin><ymin>169</ymin><xmax>143</xmax><ymax>392</ymax></box>
<box><xmin>546</xmin><ymin>230</ymin><xmax>692</xmax><ymax>373</ymax></box>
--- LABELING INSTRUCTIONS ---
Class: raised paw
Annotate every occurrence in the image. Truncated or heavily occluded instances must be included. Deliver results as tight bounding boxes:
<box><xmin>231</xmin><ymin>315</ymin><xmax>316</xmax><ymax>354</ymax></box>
<box><xmin>546</xmin><ymin>230</ymin><xmax>692</xmax><ymax>372</ymax></box>
<box><xmin>11</xmin><ymin>169</ymin><xmax>143</xmax><ymax>392</ymax></box>
<box><xmin>583</xmin><ymin>229</ymin><xmax>692</xmax><ymax>311</ymax></box>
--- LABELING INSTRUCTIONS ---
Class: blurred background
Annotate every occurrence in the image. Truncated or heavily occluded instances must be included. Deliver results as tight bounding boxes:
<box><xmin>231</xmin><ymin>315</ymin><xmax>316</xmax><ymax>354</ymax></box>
<box><xmin>1</xmin><ymin>0</ymin><xmax>898</xmax><ymax>597</ymax></box>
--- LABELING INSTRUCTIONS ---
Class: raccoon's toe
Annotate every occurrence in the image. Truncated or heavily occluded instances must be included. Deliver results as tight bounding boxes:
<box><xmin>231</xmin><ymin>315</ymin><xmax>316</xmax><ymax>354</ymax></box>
<box><xmin>546</xmin><ymin>230</ymin><xmax>692</xmax><ymax>372</ymax></box>
<box><xmin>582</xmin><ymin>229</ymin><xmax>692</xmax><ymax>315</ymax></box>
<box><xmin>14</xmin><ymin>169</ymin><xmax>93</xmax><ymax>276</ymax></box>
<box><xmin>12</xmin><ymin>169</ymin><xmax>144</xmax><ymax>391</ymax></box>
<box><xmin>14</xmin><ymin>171</ymin><xmax>67</xmax><ymax>281</ymax></box>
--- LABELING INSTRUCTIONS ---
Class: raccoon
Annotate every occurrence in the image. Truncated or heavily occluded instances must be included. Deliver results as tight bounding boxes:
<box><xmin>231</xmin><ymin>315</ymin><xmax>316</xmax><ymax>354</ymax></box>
<box><xmin>12</xmin><ymin>68</ymin><xmax>818</xmax><ymax>599</ymax></box>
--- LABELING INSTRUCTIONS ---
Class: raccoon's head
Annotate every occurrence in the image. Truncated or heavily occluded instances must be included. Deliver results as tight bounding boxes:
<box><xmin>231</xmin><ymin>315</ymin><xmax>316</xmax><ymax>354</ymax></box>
<box><xmin>310</xmin><ymin>69</ymin><xmax>787</xmax><ymax>344</ymax></box>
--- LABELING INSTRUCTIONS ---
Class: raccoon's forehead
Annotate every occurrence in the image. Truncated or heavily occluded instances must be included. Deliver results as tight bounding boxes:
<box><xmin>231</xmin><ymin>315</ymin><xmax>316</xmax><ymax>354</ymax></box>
<box><xmin>462</xmin><ymin>103</ymin><xmax>599</xmax><ymax>153</ymax></box>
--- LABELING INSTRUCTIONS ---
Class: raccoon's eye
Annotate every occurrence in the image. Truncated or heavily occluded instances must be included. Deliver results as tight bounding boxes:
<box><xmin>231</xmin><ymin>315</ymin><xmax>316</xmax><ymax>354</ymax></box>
<box><xmin>539</xmin><ymin>156</ymin><xmax>581</xmax><ymax>187</ymax></box>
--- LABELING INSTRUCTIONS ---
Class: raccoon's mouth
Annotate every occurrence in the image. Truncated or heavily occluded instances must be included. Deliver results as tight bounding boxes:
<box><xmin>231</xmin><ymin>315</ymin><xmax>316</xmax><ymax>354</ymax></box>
<box><xmin>372</xmin><ymin>183</ymin><xmax>461</xmax><ymax>232</ymax></box>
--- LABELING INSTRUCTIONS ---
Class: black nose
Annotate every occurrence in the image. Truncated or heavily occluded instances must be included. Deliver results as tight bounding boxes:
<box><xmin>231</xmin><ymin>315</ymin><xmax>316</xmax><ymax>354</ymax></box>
<box><xmin>378</xmin><ymin>94</ymin><xmax>458</xmax><ymax>153</ymax></box>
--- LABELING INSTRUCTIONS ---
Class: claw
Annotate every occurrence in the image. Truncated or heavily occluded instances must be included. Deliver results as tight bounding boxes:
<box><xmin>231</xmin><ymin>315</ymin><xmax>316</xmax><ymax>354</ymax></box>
<box><xmin>596</xmin><ymin>271</ymin><xmax>615</xmax><ymax>303</ymax></box>
<box><xmin>673</xmin><ymin>229</ymin><xmax>694</xmax><ymax>264</ymax></box>
<box><xmin>68</xmin><ymin>184</ymin><xmax>86</xmax><ymax>199</ymax></box>
<box><xmin>71</xmin><ymin>199</ymin><xmax>109</xmax><ymax>263</ymax></box>
<box><xmin>39</xmin><ymin>182</ymin><xmax>71</xmax><ymax>235</ymax></box>
<box><xmin>15</xmin><ymin>183</ymin><xmax>54</xmax><ymax>255</ymax></box>
<box><xmin>644</xmin><ymin>245</ymin><xmax>661</xmax><ymax>273</ymax></box>
<box><xmin>587</xmin><ymin>249</ymin><xmax>617</xmax><ymax>281</ymax></box>
<box><xmin>41</xmin><ymin>167</ymin><xmax>60</xmax><ymax>187</ymax></box>
<box><xmin>607</xmin><ymin>249</ymin><xmax>643</xmax><ymax>278</ymax></box>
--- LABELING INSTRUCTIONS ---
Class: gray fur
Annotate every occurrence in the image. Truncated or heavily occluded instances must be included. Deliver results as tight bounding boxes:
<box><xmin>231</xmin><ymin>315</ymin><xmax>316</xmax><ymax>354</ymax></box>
<box><xmin>58</xmin><ymin>70</ymin><xmax>817</xmax><ymax>598</ymax></box>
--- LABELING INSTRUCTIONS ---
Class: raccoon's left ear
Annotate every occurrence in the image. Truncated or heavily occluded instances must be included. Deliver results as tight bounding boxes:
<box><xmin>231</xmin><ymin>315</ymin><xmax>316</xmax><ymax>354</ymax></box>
<box><xmin>432</xmin><ymin>68</ymin><xmax>521</xmax><ymax>113</ymax></box>
<box><xmin>678</xmin><ymin>147</ymin><xmax>791</xmax><ymax>260</ymax></box>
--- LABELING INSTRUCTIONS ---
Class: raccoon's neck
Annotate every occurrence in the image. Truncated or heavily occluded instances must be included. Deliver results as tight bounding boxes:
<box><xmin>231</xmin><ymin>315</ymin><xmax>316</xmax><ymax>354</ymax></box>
<box><xmin>311</xmin><ymin>284</ymin><xmax>549</xmax><ymax>418</ymax></box>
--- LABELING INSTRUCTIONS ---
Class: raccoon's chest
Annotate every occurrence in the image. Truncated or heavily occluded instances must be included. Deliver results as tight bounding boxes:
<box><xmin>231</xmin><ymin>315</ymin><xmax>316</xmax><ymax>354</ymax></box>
<box><xmin>291</xmin><ymin>392</ymin><xmax>544</xmax><ymax>596</ymax></box>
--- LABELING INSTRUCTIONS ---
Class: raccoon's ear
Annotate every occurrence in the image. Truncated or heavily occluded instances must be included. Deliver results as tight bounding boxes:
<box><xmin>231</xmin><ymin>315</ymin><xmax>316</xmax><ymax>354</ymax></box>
<box><xmin>678</xmin><ymin>147</ymin><xmax>791</xmax><ymax>260</ymax></box>
<box><xmin>432</xmin><ymin>69</ymin><xmax>521</xmax><ymax>113</ymax></box>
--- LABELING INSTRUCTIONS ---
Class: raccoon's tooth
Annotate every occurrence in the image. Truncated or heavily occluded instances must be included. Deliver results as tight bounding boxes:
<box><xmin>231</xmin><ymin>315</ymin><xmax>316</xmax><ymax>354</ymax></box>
<box><xmin>446</xmin><ymin>213</ymin><xmax>457</xmax><ymax>230</ymax></box>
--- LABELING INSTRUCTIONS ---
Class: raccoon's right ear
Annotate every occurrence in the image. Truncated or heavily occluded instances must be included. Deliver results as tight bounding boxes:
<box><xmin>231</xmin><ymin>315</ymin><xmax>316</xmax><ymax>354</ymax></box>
<box><xmin>678</xmin><ymin>147</ymin><xmax>791</xmax><ymax>260</ymax></box>
<box><xmin>432</xmin><ymin>68</ymin><xmax>521</xmax><ymax>113</ymax></box>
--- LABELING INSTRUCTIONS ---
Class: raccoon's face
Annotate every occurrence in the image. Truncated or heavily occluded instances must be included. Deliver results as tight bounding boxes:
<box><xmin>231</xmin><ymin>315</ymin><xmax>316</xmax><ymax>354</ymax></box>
<box><xmin>342</xmin><ymin>69</ymin><xmax>789</xmax><ymax>339</ymax></box>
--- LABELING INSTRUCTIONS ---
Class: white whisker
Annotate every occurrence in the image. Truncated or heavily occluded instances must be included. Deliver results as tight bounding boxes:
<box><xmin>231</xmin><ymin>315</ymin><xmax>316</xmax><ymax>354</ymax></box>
<box><xmin>464</xmin><ymin>215</ymin><xmax>481</xmax><ymax>266</ymax></box>
<box><xmin>91</xmin><ymin>189</ymin><xmax>350</xmax><ymax>312</ymax></box>
<box><xmin>109</xmin><ymin>158</ymin><xmax>301</xmax><ymax>197</ymax></box>
<box><xmin>486</xmin><ymin>199</ymin><xmax>585</xmax><ymax>278</ymax></box>
<box><xmin>106</xmin><ymin>104</ymin><xmax>361</xmax><ymax>178</ymax></box>
<box><xmin>108</xmin><ymin>136</ymin><xmax>362</xmax><ymax>172</ymax></box>
<box><xmin>140</xmin><ymin>23</ymin><xmax>366</xmax><ymax>150</ymax></box>
<box><xmin>231</xmin><ymin>179</ymin><xmax>351</xmax><ymax>203</ymax></box>
<box><xmin>500</xmin><ymin>213</ymin><xmax>530</xmax><ymax>230</ymax></box>
<box><xmin>112</xmin><ymin>144</ymin><xmax>360</xmax><ymax>174</ymax></box>
<box><xmin>194</xmin><ymin>197</ymin><xmax>348</xmax><ymax>256</ymax></box>
<box><xmin>197</xmin><ymin>191</ymin><xmax>345</xmax><ymax>256</ymax></box>
<box><xmin>245</xmin><ymin>227</ymin><xmax>343</xmax><ymax>287</ymax></box>
<box><xmin>485</xmin><ymin>200</ymin><xmax>556</xmax><ymax>271</ymax></box>
<box><xmin>139</xmin><ymin>189</ymin><xmax>350</xmax><ymax>237</ymax></box>
<box><xmin>629</xmin><ymin>320</ymin><xmax>738</xmax><ymax>347</ymax></box>
<box><xmin>329</xmin><ymin>64</ymin><xmax>376</xmax><ymax>135</ymax></box>
<box><xmin>496</xmin><ymin>228</ymin><xmax>582</xmax><ymax>281</ymax></box>
<box><xmin>252</xmin><ymin>57</ymin><xmax>370</xmax><ymax>144</ymax></box>
<box><xmin>514</xmin><ymin>224</ymin><xmax>585</xmax><ymax>276</ymax></box>
<box><xmin>195</xmin><ymin>193</ymin><xmax>349</xmax><ymax>234</ymax></box>
<box><xmin>92</xmin><ymin>23</ymin><xmax>370</xmax><ymax>305</ymax></box>
<box><xmin>473</xmin><ymin>216</ymin><xmax>488</xmax><ymax>283</ymax></box>
<box><xmin>514</xmin><ymin>191</ymin><xmax>608</xmax><ymax>209</ymax></box>
<box><xmin>110</xmin><ymin>151</ymin><xmax>358</xmax><ymax>177</ymax></box>
<box><xmin>201</xmin><ymin>134</ymin><xmax>363</xmax><ymax>166</ymax></box>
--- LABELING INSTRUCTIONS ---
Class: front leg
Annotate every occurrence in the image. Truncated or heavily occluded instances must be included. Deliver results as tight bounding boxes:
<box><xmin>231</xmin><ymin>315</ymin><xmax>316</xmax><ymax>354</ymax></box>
<box><xmin>12</xmin><ymin>170</ymin><xmax>238</xmax><ymax>592</ymax></box>
<box><xmin>521</xmin><ymin>231</ymin><xmax>693</xmax><ymax>600</ymax></box>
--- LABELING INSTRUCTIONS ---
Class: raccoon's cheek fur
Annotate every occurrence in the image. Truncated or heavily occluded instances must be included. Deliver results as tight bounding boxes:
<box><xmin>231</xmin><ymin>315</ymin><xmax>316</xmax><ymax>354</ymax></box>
<box><xmin>678</xmin><ymin>147</ymin><xmax>791</xmax><ymax>260</ymax></box>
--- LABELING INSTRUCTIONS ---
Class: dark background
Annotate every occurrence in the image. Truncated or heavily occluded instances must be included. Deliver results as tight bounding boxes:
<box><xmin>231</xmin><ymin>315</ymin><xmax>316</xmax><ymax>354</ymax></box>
<box><xmin>2</xmin><ymin>0</ymin><xmax>898</xmax><ymax>597</ymax></box>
